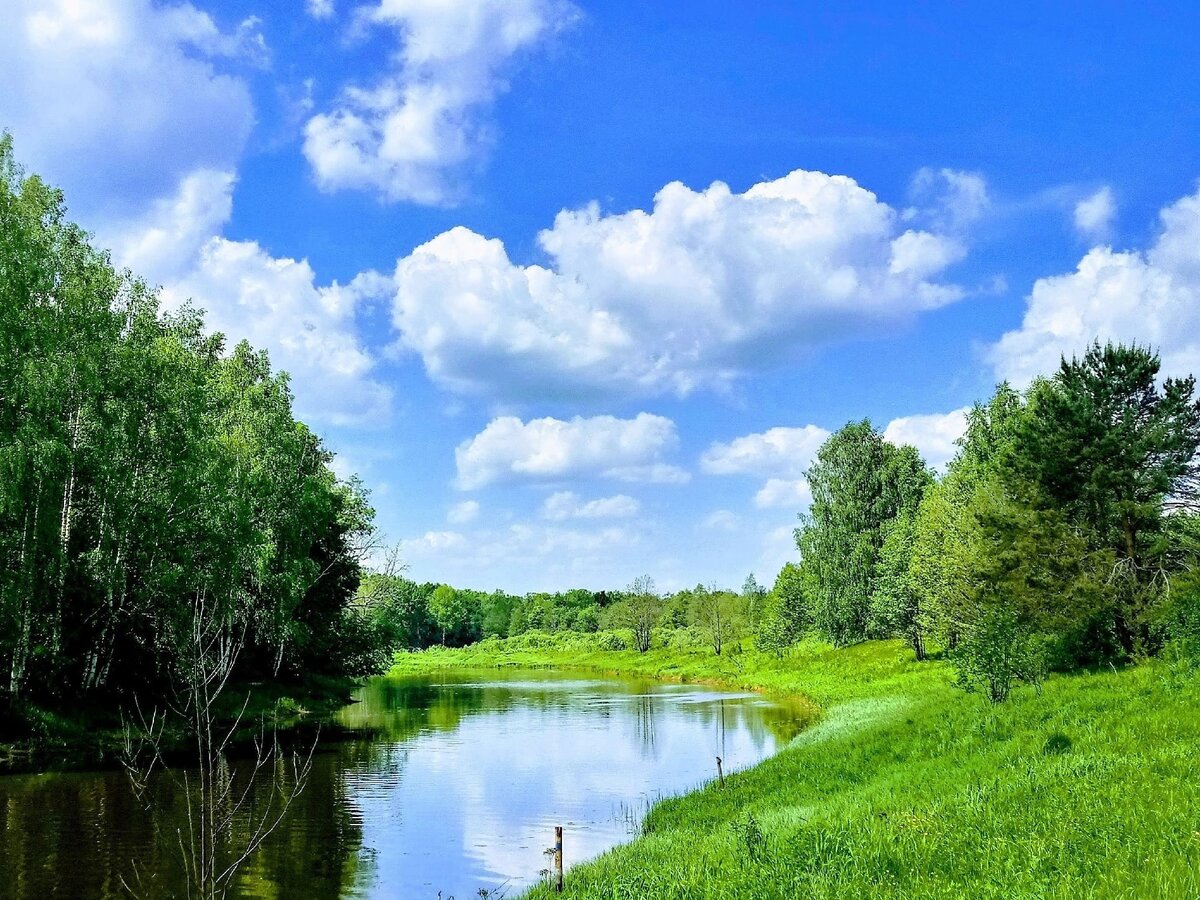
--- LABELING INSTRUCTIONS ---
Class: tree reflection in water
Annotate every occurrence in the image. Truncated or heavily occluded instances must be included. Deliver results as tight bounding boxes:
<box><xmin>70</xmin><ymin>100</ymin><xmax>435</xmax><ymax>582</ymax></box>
<box><xmin>0</xmin><ymin>670</ymin><xmax>813</xmax><ymax>899</ymax></box>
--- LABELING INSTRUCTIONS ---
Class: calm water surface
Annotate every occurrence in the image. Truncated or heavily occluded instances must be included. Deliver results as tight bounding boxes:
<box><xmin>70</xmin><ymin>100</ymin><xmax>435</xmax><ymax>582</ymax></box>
<box><xmin>0</xmin><ymin>669</ymin><xmax>810</xmax><ymax>898</ymax></box>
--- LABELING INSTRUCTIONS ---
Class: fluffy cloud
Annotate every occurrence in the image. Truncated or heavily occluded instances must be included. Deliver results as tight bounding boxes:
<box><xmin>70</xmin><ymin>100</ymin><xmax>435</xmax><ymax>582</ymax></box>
<box><xmin>108</xmin><ymin>168</ymin><xmax>236</xmax><ymax>276</ymax></box>
<box><xmin>702</xmin><ymin>424</ymin><xmax>828</xmax><ymax>513</ymax></box>
<box><xmin>391</xmin><ymin>169</ymin><xmax>967</xmax><ymax>399</ymax></box>
<box><xmin>757</xmin><ymin>523</ymin><xmax>801</xmax><ymax>584</ymax></box>
<box><xmin>1073</xmin><ymin>186</ymin><xmax>1116</xmax><ymax>240</ymax></box>
<box><xmin>447</xmin><ymin>500</ymin><xmax>480</xmax><ymax>524</ymax></box>
<box><xmin>989</xmin><ymin>187</ymin><xmax>1200</xmax><ymax>386</ymax></box>
<box><xmin>707</xmin><ymin>409</ymin><xmax>969</xmax><ymax>506</ymax></box>
<box><xmin>455</xmin><ymin>413</ymin><xmax>683</xmax><ymax>490</ymax></box>
<box><xmin>405</xmin><ymin>530</ymin><xmax>469</xmax><ymax>554</ymax></box>
<box><xmin>701</xmin><ymin>425</ymin><xmax>831</xmax><ymax>478</ymax></box>
<box><xmin>754</xmin><ymin>479</ymin><xmax>813</xmax><ymax>510</ymax></box>
<box><xmin>605</xmin><ymin>464</ymin><xmax>691</xmax><ymax>485</ymax></box>
<box><xmin>0</xmin><ymin>0</ymin><xmax>259</xmax><ymax>219</ymax></box>
<box><xmin>883</xmin><ymin>407</ymin><xmax>970</xmax><ymax>472</ymax></box>
<box><xmin>906</xmin><ymin>167</ymin><xmax>991</xmax><ymax>232</ymax></box>
<box><xmin>104</xmin><ymin>170</ymin><xmax>393</xmax><ymax>427</ymax></box>
<box><xmin>304</xmin><ymin>0</ymin><xmax>576</xmax><ymax>203</ymax></box>
<box><xmin>542</xmin><ymin>491</ymin><xmax>640</xmax><ymax>521</ymax></box>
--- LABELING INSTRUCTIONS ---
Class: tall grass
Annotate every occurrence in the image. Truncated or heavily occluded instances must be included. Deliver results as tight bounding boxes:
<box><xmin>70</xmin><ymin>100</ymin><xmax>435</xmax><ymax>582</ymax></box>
<box><xmin>396</xmin><ymin>632</ymin><xmax>1200</xmax><ymax>898</ymax></box>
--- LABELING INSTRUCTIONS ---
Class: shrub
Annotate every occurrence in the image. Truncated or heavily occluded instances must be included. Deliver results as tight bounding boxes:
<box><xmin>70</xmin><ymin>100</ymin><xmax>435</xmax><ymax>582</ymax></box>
<box><xmin>598</xmin><ymin>631</ymin><xmax>627</xmax><ymax>651</ymax></box>
<box><xmin>1153</xmin><ymin>570</ymin><xmax>1200</xmax><ymax>668</ymax></box>
<box><xmin>953</xmin><ymin>607</ymin><xmax>1051</xmax><ymax>703</ymax></box>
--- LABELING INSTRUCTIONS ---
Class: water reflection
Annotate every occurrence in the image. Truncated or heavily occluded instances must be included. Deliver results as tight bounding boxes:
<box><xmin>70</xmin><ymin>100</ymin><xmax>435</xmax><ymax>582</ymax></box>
<box><xmin>0</xmin><ymin>670</ymin><xmax>811</xmax><ymax>899</ymax></box>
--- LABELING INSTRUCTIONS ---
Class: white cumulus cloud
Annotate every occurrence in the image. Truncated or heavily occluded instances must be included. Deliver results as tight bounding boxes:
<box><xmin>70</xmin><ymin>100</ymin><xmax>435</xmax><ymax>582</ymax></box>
<box><xmin>405</xmin><ymin>530</ymin><xmax>468</xmax><ymax>554</ymax></box>
<box><xmin>391</xmin><ymin>169</ymin><xmax>970</xmax><ymax>400</ymax></box>
<box><xmin>989</xmin><ymin>186</ymin><xmax>1200</xmax><ymax>386</ymax></box>
<box><xmin>906</xmin><ymin>167</ymin><xmax>991</xmax><ymax>232</ymax></box>
<box><xmin>702</xmin><ymin>510</ymin><xmax>740</xmax><ymax>531</ymax></box>
<box><xmin>754</xmin><ymin>479</ymin><xmax>813</xmax><ymax>510</ymax></box>
<box><xmin>605</xmin><ymin>464</ymin><xmax>691</xmax><ymax>485</ymax></box>
<box><xmin>883</xmin><ymin>408</ymin><xmax>970</xmax><ymax>472</ymax></box>
<box><xmin>702</xmin><ymin>424</ymin><xmax>829</xmax><ymax>513</ymax></box>
<box><xmin>759</xmin><ymin>524</ymin><xmax>800</xmax><ymax>582</ymax></box>
<box><xmin>1073</xmin><ymin>186</ymin><xmax>1117</xmax><ymax>240</ymax></box>
<box><xmin>541</xmin><ymin>491</ymin><xmax>640</xmax><ymax>521</ymax></box>
<box><xmin>701</xmin><ymin>425</ymin><xmax>831</xmax><ymax>478</ymax></box>
<box><xmin>455</xmin><ymin>413</ymin><xmax>682</xmax><ymax>490</ymax></box>
<box><xmin>402</xmin><ymin>522</ymin><xmax>640</xmax><ymax>590</ymax></box>
<box><xmin>104</xmin><ymin>170</ymin><xmax>393</xmax><ymax>427</ymax></box>
<box><xmin>303</xmin><ymin>0</ymin><xmax>577</xmax><ymax>203</ymax></box>
<box><xmin>0</xmin><ymin>0</ymin><xmax>260</xmax><ymax>219</ymax></box>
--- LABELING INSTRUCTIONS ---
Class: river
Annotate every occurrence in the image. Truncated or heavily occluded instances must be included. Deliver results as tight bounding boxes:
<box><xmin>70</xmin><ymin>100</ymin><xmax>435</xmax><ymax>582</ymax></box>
<box><xmin>0</xmin><ymin>669</ymin><xmax>810</xmax><ymax>899</ymax></box>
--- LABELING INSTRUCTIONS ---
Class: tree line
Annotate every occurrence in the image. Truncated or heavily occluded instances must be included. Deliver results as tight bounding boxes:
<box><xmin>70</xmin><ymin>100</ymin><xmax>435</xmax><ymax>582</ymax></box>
<box><xmin>356</xmin><ymin>562</ymin><xmax>769</xmax><ymax>658</ymax></box>
<box><xmin>764</xmin><ymin>342</ymin><xmax>1200</xmax><ymax>700</ymax></box>
<box><xmin>0</xmin><ymin>136</ymin><xmax>377</xmax><ymax>728</ymax></box>
<box><xmin>386</xmin><ymin>342</ymin><xmax>1200</xmax><ymax>705</ymax></box>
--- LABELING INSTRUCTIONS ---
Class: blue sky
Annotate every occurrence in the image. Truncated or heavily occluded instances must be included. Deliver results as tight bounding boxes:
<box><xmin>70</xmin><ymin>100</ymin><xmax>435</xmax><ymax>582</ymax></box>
<box><xmin>3</xmin><ymin>0</ymin><xmax>1199</xmax><ymax>592</ymax></box>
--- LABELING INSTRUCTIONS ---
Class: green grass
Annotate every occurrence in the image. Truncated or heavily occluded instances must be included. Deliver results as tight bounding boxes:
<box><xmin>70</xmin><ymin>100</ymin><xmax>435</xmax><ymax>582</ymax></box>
<box><xmin>395</xmin><ymin>632</ymin><xmax>1200</xmax><ymax>899</ymax></box>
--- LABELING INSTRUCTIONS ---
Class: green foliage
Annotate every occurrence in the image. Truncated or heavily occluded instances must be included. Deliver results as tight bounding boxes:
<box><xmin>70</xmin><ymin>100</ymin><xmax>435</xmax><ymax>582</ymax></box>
<box><xmin>754</xmin><ymin>594</ymin><xmax>793</xmax><ymax>659</ymax></box>
<box><xmin>868</xmin><ymin>510</ymin><xmax>926</xmax><ymax>659</ymax></box>
<box><xmin>1011</xmin><ymin>343</ymin><xmax>1200</xmax><ymax>655</ymax></box>
<box><xmin>428</xmin><ymin>585</ymin><xmax>478</xmax><ymax>646</ymax></box>
<box><xmin>730</xmin><ymin>812</ymin><xmax>768</xmax><ymax>864</ymax></box>
<box><xmin>357</xmin><ymin>575</ymin><xmax>437</xmax><ymax>651</ymax></box>
<box><xmin>1153</xmin><ymin>566</ymin><xmax>1200</xmax><ymax>669</ymax></box>
<box><xmin>688</xmin><ymin>585</ymin><xmax>744</xmax><ymax>656</ymax></box>
<box><xmin>0</xmin><ymin>137</ymin><xmax>375</xmax><ymax>711</ymax></box>
<box><xmin>1019</xmin><ymin>343</ymin><xmax>1200</xmax><ymax>548</ymax></box>
<box><xmin>479</xmin><ymin>590</ymin><xmax>519</xmax><ymax>637</ymax></box>
<box><xmin>953</xmin><ymin>606</ymin><xmax>1050</xmax><ymax>703</ymax></box>
<box><xmin>796</xmin><ymin>422</ymin><xmax>932</xmax><ymax>646</ymax></box>
<box><xmin>906</xmin><ymin>358</ymin><xmax>1200</xmax><ymax>697</ymax></box>
<box><xmin>756</xmin><ymin>563</ymin><xmax>812</xmax><ymax>658</ymax></box>
<box><xmin>572</xmin><ymin>605</ymin><xmax>601</xmax><ymax>633</ymax></box>
<box><xmin>603</xmin><ymin>576</ymin><xmax>663</xmax><ymax>653</ymax></box>
<box><xmin>597</xmin><ymin>632</ymin><xmax>627</xmax><ymax>651</ymax></box>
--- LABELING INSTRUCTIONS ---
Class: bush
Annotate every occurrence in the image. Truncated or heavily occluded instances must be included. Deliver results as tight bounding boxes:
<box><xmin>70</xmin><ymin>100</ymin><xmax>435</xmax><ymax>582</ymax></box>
<box><xmin>661</xmin><ymin>626</ymin><xmax>706</xmax><ymax>651</ymax></box>
<box><xmin>1153</xmin><ymin>571</ymin><xmax>1200</xmax><ymax>668</ymax></box>
<box><xmin>953</xmin><ymin>607</ymin><xmax>1051</xmax><ymax>703</ymax></box>
<box><xmin>597</xmin><ymin>631</ymin><xmax>627</xmax><ymax>651</ymax></box>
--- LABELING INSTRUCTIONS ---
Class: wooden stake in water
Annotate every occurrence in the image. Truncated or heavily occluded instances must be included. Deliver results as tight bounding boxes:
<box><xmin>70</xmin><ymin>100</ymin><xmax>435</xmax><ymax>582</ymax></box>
<box><xmin>554</xmin><ymin>825</ymin><xmax>564</xmax><ymax>893</ymax></box>
<box><xmin>716</xmin><ymin>755</ymin><xmax>724</xmax><ymax>788</ymax></box>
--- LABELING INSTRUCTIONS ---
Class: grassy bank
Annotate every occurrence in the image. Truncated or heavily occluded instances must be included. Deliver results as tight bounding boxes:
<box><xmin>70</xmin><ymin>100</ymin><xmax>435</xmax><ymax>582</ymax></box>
<box><xmin>396</xmin><ymin>632</ymin><xmax>1200</xmax><ymax>899</ymax></box>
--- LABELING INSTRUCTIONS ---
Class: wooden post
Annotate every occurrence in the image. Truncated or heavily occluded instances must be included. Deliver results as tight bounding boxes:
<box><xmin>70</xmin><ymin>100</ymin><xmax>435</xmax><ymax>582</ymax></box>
<box><xmin>716</xmin><ymin>755</ymin><xmax>724</xmax><ymax>788</ymax></box>
<box><xmin>554</xmin><ymin>825</ymin><xmax>563</xmax><ymax>893</ymax></box>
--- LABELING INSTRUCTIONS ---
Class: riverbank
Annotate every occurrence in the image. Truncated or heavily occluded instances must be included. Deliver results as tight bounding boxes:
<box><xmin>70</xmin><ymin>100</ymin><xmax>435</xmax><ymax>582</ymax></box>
<box><xmin>397</xmin><ymin>632</ymin><xmax>1200</xmax><ymax>898</ymax></box>
<box><xmin>0</xmin><ymin>673</ymin><xmax>359</xmax><ymax>773</ymax></box>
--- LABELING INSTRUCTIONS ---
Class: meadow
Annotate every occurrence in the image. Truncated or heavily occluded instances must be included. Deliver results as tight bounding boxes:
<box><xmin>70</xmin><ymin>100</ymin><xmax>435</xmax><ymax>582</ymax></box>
<box><xmin>397</xmin><ymin>633</ymin><xmax>1200</xmax><ymax>899</ymax></box>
